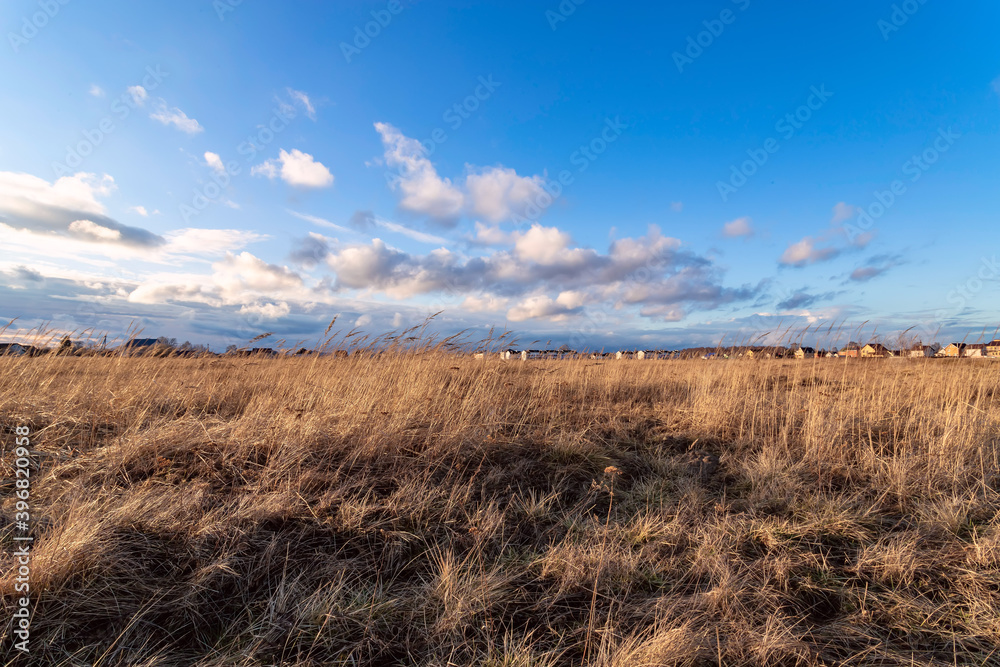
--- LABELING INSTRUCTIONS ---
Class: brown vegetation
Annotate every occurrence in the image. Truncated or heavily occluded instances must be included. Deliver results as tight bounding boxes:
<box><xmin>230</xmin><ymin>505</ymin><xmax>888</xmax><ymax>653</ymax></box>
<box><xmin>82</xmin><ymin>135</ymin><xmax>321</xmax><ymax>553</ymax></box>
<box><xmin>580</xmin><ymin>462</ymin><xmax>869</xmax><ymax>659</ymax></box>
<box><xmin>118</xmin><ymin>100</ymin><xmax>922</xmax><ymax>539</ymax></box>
<box><xmin>1</xmin><ymin>351</ymin><xmax>999</xmax><ymax>665</ymax></box>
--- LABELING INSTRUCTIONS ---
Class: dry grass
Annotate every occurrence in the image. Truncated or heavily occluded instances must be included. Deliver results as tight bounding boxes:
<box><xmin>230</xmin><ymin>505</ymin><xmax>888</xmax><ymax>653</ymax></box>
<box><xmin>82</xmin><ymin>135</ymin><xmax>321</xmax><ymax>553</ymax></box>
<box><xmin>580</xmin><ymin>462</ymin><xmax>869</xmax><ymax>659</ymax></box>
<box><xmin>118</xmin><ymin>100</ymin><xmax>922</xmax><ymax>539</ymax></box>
<box><xmin>1</xmin><ymin>350</ymin><xmax>999</xmax><ymax>665</ymax></box>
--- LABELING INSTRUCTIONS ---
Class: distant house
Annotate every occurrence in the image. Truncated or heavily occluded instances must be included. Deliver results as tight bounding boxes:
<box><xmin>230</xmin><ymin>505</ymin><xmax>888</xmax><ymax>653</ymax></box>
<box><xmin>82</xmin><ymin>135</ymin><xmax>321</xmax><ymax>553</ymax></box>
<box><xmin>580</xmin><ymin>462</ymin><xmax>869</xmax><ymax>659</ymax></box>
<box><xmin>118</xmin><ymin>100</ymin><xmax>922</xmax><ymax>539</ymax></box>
<box><xmin>250</xmin><ymin>348</ymin><xmax>277</xmax><ymax>356</ymax></box>
<box><xmin>793</xmin><ymin>346</ymin><xmax>816</xmax><ymax>359</ymax></box>
<box><xmin>861</xmin><ymin>344</ymin><xmax>892</xmax><ymax>358</ymax></box>
<box><xmin>909</xmin><ymin>343</ymin><xmax>938</xmax><ymax>358</ymax></box>
<box><xmin>963</xmin><ymin>343</ymin><xmax>987</xmax><ymax>358</ymax></box>
<box><xmin>940</xmin><ymin>343</ymin><xmax>964</xmax><ymax>357</ymax></box>
<box><xmin>122</xmin><ymin>338</ymin><xmax>159</xmax><ymax>348</ymax></box>
<box><xmin>838</xmin><ymin>344</ymin><xmax>860</xmax><ymax>358</ymax></box>
<box><xmin>0</xmin><ymin>343</ymin><xmax>26</xmax><ymax>356</ymax></box>
<box><xmin>987</xmin><ymin>340</ymin><xmax>1000</xmax><ymax>358</ymax></box>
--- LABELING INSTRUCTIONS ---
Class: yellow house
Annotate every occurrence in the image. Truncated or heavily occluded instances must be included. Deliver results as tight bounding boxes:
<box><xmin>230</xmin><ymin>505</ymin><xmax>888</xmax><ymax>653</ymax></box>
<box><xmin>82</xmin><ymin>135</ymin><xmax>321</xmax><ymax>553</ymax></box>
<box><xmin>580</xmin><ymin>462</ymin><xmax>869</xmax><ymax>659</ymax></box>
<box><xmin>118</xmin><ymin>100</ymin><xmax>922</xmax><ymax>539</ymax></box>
<box><xmin>861</xmin><ymin>344</ymin><xmax>892</xmax><ymax>358</ymax></box>
<box><xmin>987</xmin><ymin>340</ymin><xmax>1000</xmax><ymax>358</ymax></box>
<box><xmin>940</xmin><ymin>343</ymin><xmax>964</xmax><ymax>357</ymax></box>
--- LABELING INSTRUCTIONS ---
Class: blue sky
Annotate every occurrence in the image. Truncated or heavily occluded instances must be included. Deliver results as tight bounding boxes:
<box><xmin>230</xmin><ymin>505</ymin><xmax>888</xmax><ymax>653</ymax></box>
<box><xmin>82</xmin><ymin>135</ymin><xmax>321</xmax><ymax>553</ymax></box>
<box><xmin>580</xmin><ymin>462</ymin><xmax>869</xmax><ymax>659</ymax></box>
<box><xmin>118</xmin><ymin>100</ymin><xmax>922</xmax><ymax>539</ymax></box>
<box><xmin>1</xmin><ymin>0</ymin><xmax>999</xmax><ymax>350</ymax></box>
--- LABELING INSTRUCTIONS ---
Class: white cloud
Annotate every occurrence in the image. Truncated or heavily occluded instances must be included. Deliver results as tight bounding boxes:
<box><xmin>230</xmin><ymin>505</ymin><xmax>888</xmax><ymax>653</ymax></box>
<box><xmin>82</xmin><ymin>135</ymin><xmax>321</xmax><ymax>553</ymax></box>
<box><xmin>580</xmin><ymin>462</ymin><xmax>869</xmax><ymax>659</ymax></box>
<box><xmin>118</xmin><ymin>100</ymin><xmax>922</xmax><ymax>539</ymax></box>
<box><xmin>465</xmin><ymin>166</ymin><xmax>547</xmax><ymax>223</ymax></box>
<box><xmin>204</xmin><ymin>152</ymin><xmax>226</xmax><ymax>174</ymax></box>
<box><xmin>89</xmin><ymin>84</ymin><xmax>105</xmax><ymax>98</ymax></box>
<box><xmin>461</xmin><ymin>295</ymin><xmax>509</xmax><ymax>312</ymax></box>
<box><xmin>128</xmin><ymin>86</ymin><xmax>148</xmax><ymax>106</ymax></box>
<box><xmin>376</xmin><ymin>122</ymin><xmax>464</xmax><ymax>221</ymax></box>
<box><xmin>375</xmin><ymin>123</ymin><xmax>549</xmax><ymax>225</ymax></box>
<box><xmin>470</xmin><ymin>222</ymin><xmax>514</xmax><ymax>246</ymax></box>
<box><xmin>354</xmin><ymin>314</ymin><xmax>372</xmax><ymax>327</ymax></box>
<box><xmin>309</xmin><ymin>224</ymin><xmax>752</xmax><ymax>321</ymax></box>
<box><xmin>722</xmin><ymin>217</ymin><xmax>754</xmax><ymax>238</ymax></box>
<box><xmin>513</xmin><ymin>224</ymin><xmax>585</xmax><ymax>266</ymax></box>
<box><xmin>0</xmin><ymin>171</ymin><xmax>162</xmax><ymax>248</ymax></box>
<box><xmin>831</xmin><ymin>202</ymin><xmax>859</xmax><ymax>223</ymax></box>
<box><xmin>0</xmin><ymin>171</ymin><xmax>114</xmax><ymax>215</ymax></box>
<box><xmin>239</xmin><ymin>301</ymin><xmax>290</xmax><ymax>319</ymax></box>
<box><xmin>250</xmin><ymin>162</ymin><xmax>277</xmax><ymax>179</ymax></box>
<box><xmin>150</xmin><ymin>101</ymin><xmax>203</xmax><ymax>134</ymax></box>
<box><xmin>779</xmin><ymin>236</ymin><xmax>839</xmax><ymax>266</ymax></box>
<box><xmin>253</xmin><ymin>149</ymin><xmax>333</xmax><ymax>189</ymax></box>
<box><xmin>69</xmin><ymin>219</ymin><xmax>122</xmax><ymax>242</ymax></box>
<box><xmin>129</xmin><ymin>206</ymin><xmax>148</xmax><ymax>216</ymax></box>
<box><xmin>128</xmin><ymin>251</ymin><xmax>304</xmax><ymax>307</ymax></box>
<box><xmin>287</xmin><ymin>88</ymin><xmax>316</xmax><ymax>120</ymax></box>
<box><xmin>507</xmin><ymin>291</ymin><xmax>586</xmax><ymax>322</ymax></box>
<box><xmin>391</xmin><ymin>312</ymin><xmax>404</xmax><ymax>328</ymax></box>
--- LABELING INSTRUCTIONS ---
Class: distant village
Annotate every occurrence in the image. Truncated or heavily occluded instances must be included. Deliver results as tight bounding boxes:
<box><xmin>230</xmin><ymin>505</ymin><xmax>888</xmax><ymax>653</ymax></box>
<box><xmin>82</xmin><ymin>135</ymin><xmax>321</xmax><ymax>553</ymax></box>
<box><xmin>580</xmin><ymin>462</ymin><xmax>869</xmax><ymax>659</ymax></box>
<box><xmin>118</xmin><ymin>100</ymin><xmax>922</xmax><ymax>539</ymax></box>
<box><xmin>498</xmin><ymin>340</ymin><xmax>1000</xmax><ymax>360</ymax></box>
<box><xmin>3</xmin><ymin>335</ymin><xmax>1000</xmax><ymax>361</ymax></box>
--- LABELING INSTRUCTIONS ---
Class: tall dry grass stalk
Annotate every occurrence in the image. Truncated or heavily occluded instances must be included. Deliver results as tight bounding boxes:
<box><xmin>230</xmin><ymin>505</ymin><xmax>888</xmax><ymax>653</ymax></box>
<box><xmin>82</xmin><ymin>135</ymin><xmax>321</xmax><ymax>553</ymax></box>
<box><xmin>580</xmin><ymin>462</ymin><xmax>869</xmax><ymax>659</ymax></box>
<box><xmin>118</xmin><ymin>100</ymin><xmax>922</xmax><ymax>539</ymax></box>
<box><xmin>0</xmin><ymin>343</ymin><xmax>998</xmax><ymax>665</ymax></box>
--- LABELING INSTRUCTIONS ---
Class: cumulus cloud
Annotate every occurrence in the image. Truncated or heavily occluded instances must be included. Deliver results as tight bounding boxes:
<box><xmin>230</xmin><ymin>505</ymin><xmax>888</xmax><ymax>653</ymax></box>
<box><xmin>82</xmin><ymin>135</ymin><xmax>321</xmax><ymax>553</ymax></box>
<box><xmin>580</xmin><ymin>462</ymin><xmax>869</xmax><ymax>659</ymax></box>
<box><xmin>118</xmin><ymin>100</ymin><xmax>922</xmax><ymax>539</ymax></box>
<box><xmin>508</xmin><ymin>291</ymin><xmax>586</xmax><ymax>322</ymax></box>
<box><xmin>354</xmin><ymin>314</ymin><xmax>372</xmax><ymax>327</ymax></box>
<box><xmin>469</xmin><ymin>221</ymin><xmax>514</xmax><ymax>246</ymax></box>
<box><xmin>89</xmin><ymin>84</ymin><xmax>105</xmax><ymax>98</ymax></box>
<box><xmin>204</xmin><ymin>152</ymin><xmax>226</xmax><ymax>174</ymax></box>
<box><xmin>375</xmin><ymin>123</ymin><xmax>549</xmax><ymax>225</ymax></box>
<box><xmin>461</xmin><ymin>294</ymin><xmax>509</xmax><ymax>312</ymax></box>
<box><xmin>128</xmin><ymin>251</ymin><xmax>304</xmax><ymax>308</ymax></box>
<box><xmin>376</xmin><ymin>122</ymin><xmax>465</xmax><ymax>222</ymax></box>
<box><xmin>465</xmin><ymin>166</ymin><xmax>547</xmax><ymax>223</ymax></box>
<box><xmin>0</xmin><ymin>171</ymin><xmax>163</xmax><ymax>248</ymax></box>
<box><xmin>779</xmin><ymin>236</ymin><xmax>840</xmax><ymax>267</ymax></box>
<box><xmin>129</xmin><ymin>205</ymin><xmax>149</xmax><ymax>216</ymax></box>
<box><xmin>722</xmin><ymin>216</ymin><xmax>753</xmax><ymax>238</ymax></box>
<box><xmin>150</xmin><ymin>101</ymin><xmax>203</xmax><ymax>134</ymax></box>
<box><xmin>302</xmin><ymin>223</ymin><xmax>756</xmax><ymax>322</ymax></box>
<box><xmin>69</xmin><ymin>219</ymin><xmax>122</xmax><ymax>241</ymax></box>
<box><xmin>253</xmin><ymin>149</ymin><xmax>333</xmax><ymax>189</ymax></box>
<box><xmin>239</xmin><ymin>301</ymin><xmax>290</xmax><ymax>320</ymax></box>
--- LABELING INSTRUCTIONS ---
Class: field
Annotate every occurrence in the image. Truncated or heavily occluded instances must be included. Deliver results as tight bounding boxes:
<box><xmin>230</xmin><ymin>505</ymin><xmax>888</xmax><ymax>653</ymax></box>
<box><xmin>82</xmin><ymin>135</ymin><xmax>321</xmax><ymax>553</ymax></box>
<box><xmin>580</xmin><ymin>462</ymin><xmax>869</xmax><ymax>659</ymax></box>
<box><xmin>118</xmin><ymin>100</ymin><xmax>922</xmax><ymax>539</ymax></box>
<box><xmin>1</xmin><ymin>351</ymin><xmax>999</xmax><ymax>665</ymax></box>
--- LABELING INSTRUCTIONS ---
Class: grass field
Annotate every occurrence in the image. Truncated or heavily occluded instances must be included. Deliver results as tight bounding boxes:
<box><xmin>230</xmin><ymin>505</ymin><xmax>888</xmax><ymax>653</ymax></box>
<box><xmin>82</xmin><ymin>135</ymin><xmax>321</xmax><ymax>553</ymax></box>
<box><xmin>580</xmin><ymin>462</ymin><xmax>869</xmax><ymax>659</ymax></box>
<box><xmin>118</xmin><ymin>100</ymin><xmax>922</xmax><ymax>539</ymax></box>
<box><xmin>1</xmin><ymin>351</ymin><xmax>999</xmax><ymax>665</ymax></box>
